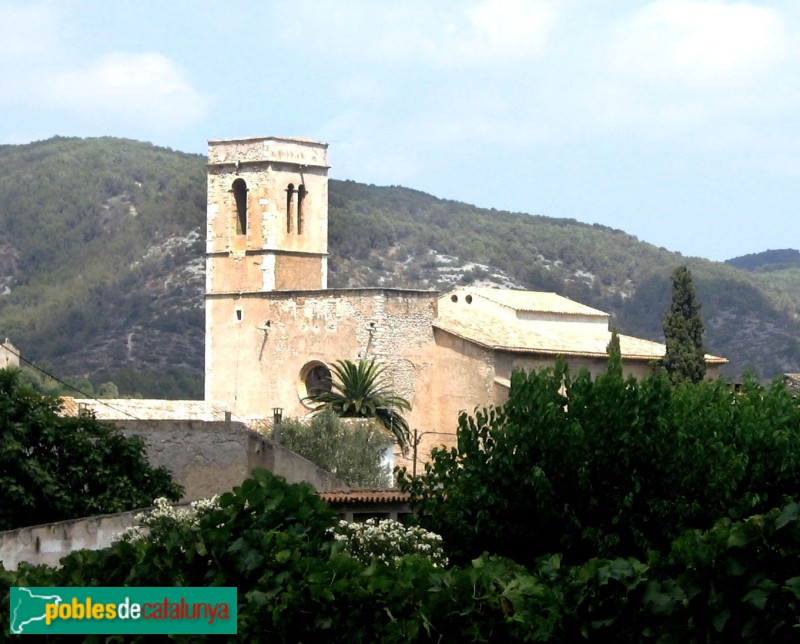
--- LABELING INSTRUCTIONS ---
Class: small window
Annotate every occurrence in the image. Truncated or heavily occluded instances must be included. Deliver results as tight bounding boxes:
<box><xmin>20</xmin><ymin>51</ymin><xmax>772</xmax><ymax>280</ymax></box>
<box><xmin>297</xmin><ymin>184</ymin><xmax>307</xmax><ymax>234</ymax></box>
<box><xmin>451</xmin><ymin>294</ymin><xmax>458</xmax><ymax>303</ymax></box>
<box><xmin>235</xmin><ymin>308</ymin><xmax>243</xmax><ymax>322</ymax></box>
<box><xmin>232</xmin><ymin>178</ymin><xmax>248</xmax><ymax>235</ymax></box>
<box><xmin>286</xmin><ymin>184</ymin><xmax>295</xmax><ymax>233</ymax></box>
<box><xmin>466</xmin><ymin>295</ymin><xmax>473</xmax><ymax>304</ymax></box>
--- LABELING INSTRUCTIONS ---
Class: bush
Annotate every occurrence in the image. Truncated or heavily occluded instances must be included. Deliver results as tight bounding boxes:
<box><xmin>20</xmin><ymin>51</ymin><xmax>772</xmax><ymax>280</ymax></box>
<box><xmin>3</xmin><ymin>470</ymin><xmax>799</xmax><ymax>641</ymax></box>
<box><xmin>399</xmin><ymin>362</ymin><xmax>800</xmax><ymax>566</ymax></box>
<box><xmin>276</xmin><ymin>409</ymin><xmax>392</xmax><ymax>486</ymax></box>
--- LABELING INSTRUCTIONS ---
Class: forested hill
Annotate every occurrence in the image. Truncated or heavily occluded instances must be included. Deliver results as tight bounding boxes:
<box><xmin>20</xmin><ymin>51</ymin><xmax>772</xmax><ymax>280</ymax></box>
<box><xmin>0</xmin><ymin>136</ymin><xmax>798</xmax><ymax>398</ymax></box>
<box><xmin>725</xmin><ymin>248</ymin><xmax>800</xmax><ymax>272</ymax></box>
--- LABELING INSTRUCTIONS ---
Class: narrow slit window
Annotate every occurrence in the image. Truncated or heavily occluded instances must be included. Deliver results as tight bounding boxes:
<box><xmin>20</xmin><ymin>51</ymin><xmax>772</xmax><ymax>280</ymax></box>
<box><xmin>232</xmin><ymin>178</ymin><xmax>248</xmax><ymax>235</ymax></box>
<box><xmin>286</xmin><ymin>184</ymin><xmax>295</xmax><ymax>233</ymax></box>
<box><xmin>297</xmin><ymin>184</ymin><xmax>307</xmax><ymax>234</ymax></box>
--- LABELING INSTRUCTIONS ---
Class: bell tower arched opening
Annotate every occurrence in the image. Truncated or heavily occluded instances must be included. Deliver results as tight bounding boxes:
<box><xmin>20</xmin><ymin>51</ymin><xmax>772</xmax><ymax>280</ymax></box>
<box><xmin>232</xmin><ymin>178</ymin><xmax>248</xmax><ymax>235</ymax></box>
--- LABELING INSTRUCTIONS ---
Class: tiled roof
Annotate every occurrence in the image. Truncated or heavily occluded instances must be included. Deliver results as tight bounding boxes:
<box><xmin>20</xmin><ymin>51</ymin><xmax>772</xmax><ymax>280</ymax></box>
<box><xmin>434</xmin><ymin>317</ymin><xmax>727</xmax><ymax>364</ymax></box>
<box><xmin>445</xmin><ymin>287</ymin><xmax>609</xmax><ymax>317</ymax></box>
<box><xmin>319</xmin><ymin>490</ymin><xmax>410</xmax><ymax>504</ymax></box>
<box><xmin>59</xmin><ymin>397</ymin><xmax>232</xmax><ymax>421</ymax></box>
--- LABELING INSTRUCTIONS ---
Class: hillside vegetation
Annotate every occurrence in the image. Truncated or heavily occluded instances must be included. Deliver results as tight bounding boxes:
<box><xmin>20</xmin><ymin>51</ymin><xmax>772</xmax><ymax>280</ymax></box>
<box><xmin>0</xmin><ymin>137</ymin><xmax>798</xmax><ymax>397</ymax></box>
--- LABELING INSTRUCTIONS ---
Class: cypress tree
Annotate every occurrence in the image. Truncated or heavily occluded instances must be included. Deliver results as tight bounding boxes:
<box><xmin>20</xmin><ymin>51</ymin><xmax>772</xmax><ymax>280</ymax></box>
<box><xmin>606</xmin><ymin>327</ymin><xmax>623</xmax><ymax>379</ymax></box>
<box><xmin>663</xmin><ymin>265</ymin><xmax>706</xmax><ymax>384</ymax></box>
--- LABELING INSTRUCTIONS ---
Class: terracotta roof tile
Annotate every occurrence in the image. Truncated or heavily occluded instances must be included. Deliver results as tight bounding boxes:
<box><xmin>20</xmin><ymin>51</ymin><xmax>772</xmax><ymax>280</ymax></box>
<box><xmin>319</xmin><ymin>490</ymin><xmax>410</xmax><ymax>504</ymax></box>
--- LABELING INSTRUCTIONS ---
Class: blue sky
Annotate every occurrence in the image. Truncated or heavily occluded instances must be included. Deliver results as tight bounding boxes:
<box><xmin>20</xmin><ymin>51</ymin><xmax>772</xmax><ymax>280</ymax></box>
<box><xmin>1</xmin><ymin>0</ymin><xmax>799</xmax><ymax>262</ymax></box>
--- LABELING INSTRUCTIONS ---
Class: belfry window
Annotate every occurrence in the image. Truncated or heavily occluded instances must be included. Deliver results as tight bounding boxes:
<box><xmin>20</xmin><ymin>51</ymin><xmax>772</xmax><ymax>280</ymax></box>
<box><xmin>232</xmin><ymin>178</ymin><xmax>248</xmax><ymax>235</ymax></box>
<box><xmin>297</xmin><ymin>184</ymin><xmax>306</xmax><ymax>234</ymax></box>
<box><xmin>286</xmin><ymin>184</ymin><xmax>295</xmax><ymax>233</ymax></box>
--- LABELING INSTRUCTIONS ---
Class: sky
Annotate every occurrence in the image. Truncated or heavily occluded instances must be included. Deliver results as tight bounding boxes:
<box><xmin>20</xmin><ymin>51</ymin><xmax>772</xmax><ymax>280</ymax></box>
<box><xmin>1</xmin><ymin>0</ymin><xmax>799</xmax><ymax>262</ymax></box>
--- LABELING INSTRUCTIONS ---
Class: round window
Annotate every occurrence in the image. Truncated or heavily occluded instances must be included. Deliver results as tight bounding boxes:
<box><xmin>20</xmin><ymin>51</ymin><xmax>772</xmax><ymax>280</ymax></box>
<box><xmin>298</xmin><ymin>361</ymin><xmax>333</xmax><ymax>407</ymax></box>
<box><xmin>306</xmin><ymin>365</ymin><xmax>332</xmax><ymax>396</ymax></box>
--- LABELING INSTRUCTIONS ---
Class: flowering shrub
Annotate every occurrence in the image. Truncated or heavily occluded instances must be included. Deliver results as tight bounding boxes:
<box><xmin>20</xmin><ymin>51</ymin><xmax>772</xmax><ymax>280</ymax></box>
<box><xmin>117</xmin><ymin>495</ymin><xmax>219</xmax><ymax>543</ymax></box>
<box><xmin>330</xmin><ymin>518</ymin><xmax>447</xmax><ymax>567</ymax></box>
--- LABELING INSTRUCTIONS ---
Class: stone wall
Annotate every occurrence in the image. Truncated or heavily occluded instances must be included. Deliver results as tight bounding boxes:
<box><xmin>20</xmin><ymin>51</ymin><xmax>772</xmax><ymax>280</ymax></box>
<box><xmin>205</xmin><ymin>288</ymin><xmax>440</xmax><ymax>426</ymax></box>
<box><xmin>112</xmin><ymin>418</ymin><xmax>347</xmax><ymax>502</ymax></box>
<box><xmin>0</xmin><ymin>506</ymin><xmax>165</xmax><ymax>571</ymax></box>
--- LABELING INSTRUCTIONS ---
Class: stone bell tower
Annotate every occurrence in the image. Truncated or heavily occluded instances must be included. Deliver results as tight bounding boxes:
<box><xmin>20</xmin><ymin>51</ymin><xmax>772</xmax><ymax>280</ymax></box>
<box><xmin>205</xmin><ymin>136</ymin><xmax>329</xmax><ymax>294</ymax></box>
<box><xmin>204</xmin><ymin>136</ymin><xmax>330</xmax><ymax>410</ymax></box>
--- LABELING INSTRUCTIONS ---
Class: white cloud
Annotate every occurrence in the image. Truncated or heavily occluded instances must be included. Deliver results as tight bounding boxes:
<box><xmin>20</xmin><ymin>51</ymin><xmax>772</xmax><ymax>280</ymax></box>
<box><xmin>572</xmin><ymin>1</ymin><xmax>800</xmax><ymax>142</ymax></box>
<box><xmin>47</xmin><ymin>53</ymin><xmax>209</xmax><ymax>131</ymax></box>
<box><xmin>0</xmin><ymin>4</ymin><xmax>208</xmax><ymax>138</ymax></box>
<box><xmin>440</xmin><ymin>0</ymin><xmax>557</xmax><ymax>65</ymax></box>
<box><xmin>608</xmin><ymin>0</ymin><xmax>791</xmax><ymax>86</ymax></box>
<box><xmin>283</xmin><ymin>0</ymin><xmax>558</xmax><ymax>68</ymax></box>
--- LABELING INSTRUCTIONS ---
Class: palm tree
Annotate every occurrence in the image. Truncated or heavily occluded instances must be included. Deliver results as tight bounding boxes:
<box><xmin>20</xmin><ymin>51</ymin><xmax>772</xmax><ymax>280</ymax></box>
<box><xmin>304</xmin><ymin>359</ymin><xmax>411</xmax><ymax>451</ymax></box>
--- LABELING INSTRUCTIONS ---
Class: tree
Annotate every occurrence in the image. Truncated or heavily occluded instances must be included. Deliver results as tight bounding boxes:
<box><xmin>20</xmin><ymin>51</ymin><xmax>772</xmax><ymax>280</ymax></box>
<box><xmin>305</xmin><ymin>359</ymin><xmax>411</xmax><ymax>450</ymax></box>
<box><xmin>663</xmin><ymin>265</ymin><xmax>707</xmax><ymax>384</ymax></box>
<box><xmin>0</xmin><ymin>368</ymin><xmax>182</xmax><ymax>530</ymax></box>
<box><xmin>398</xmin><ymin>362</ymin><xmax>800</xmax><ymax>567</ymax></box>
<box><xmin>275</xmin><ymin>409</ymin><xmax>393</xmax><ymax>487</ymax></box>
<box><xmin>606</xmin><ymin>326</ymin><xmax>622</xmax><ymax>379</ymax></box>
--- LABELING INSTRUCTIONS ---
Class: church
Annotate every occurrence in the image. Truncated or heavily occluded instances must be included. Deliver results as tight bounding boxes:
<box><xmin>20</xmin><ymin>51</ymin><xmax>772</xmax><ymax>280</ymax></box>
<box><xmin>202</xmin><ymin>136</ymin><xmax>727</xmax><ymax>463</ymax></box>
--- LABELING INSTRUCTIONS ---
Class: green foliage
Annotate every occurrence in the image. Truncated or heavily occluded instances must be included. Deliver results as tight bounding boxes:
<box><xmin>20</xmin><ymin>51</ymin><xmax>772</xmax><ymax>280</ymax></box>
<box><xmin>0</xmin><ymin>136</ymin><xmax>206</xmax><ymax>396</ymax></box>
<box><xmin>0</xmin><ymin>368</ymin><xmax>182</xmax><ymax>530</ymax></box>
<box><xmin>2</xmin><ymin>470</ymin><xmax>800</xmax><ymax>641</ymax></box>
<box><xmin>275</xmin><ymin>409</ymin><xmax>392</xmax><ymax>487</ymax></box>
<box><xmin>606</xmin><ymin>326</ymin><xmax>622</xmax><ymax>379</ymax></box>
<box><xmin>399</xmin><ymin>362</ymin><xmax>800</xmax><ymax>567</ymax></box>
<box><xmin>640</xmin><ymin>502</ymin><xmax>800</xmax><ymax>640</ymax></box>
<box><xmin>726</xmin><ymin>248</ymin><xmax>800</xmax><ymax>271</ymax></box>
<box><xmin>101</xmin><ymin>366</ymin><xmax>203</xmax><ymax>399</ymax></box>
<box><xmin>14</xmin><ymin>363</ymin><xmax>123</xmax><ymax>399</ymax></box>
<box><xmin>305</xmin><ymin>359</ymin><xmax>411</xmax><ymax>450</ymax></box>
<box><xmin>663</xmin><ymin>265</ymin><xmax>707</xmax><ymax>384</ymax></box>
<box><xmin>0</xmin><ymin>470</ymin><xmax>570</xmax><ymax>641</ymax></box>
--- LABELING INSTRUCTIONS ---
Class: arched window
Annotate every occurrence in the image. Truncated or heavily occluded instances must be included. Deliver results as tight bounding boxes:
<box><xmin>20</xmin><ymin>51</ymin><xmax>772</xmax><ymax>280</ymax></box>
<box><xmin>297</xmin><ymin>184</ymin><xmax>307</xmax><ymax>234</ymax></box>
<box><xmin>286</xmin><ymin>184</ymin><xmax>295</xmax><ymax>233</ymax></box>
<box><xmin>232</xmin><ymin>178</ymin><xmax>248</xmax><ymax>235</ymax></box>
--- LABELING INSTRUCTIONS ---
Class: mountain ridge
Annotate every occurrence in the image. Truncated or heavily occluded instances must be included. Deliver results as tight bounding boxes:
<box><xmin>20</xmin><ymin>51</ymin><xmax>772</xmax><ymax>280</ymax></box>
<box><xmin>0</xmin><ymin>136</ymin><xmax>798</xmax><ymax>397</ymax></box>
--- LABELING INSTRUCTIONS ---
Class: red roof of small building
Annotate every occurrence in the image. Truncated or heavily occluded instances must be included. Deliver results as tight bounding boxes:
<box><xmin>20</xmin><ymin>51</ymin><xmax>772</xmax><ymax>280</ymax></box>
<box><xmin>318</xmin><ymin>490</ymin><xmax>410</xmax><ymax>504</ymax></box>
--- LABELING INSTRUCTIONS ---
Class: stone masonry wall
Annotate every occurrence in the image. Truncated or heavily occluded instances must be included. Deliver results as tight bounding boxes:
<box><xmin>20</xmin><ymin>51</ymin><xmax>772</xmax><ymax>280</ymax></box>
<box><xmin>112</xmin><ymin>418</ymin><xmax>346</xmax><ymax>502</ymax></box>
